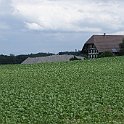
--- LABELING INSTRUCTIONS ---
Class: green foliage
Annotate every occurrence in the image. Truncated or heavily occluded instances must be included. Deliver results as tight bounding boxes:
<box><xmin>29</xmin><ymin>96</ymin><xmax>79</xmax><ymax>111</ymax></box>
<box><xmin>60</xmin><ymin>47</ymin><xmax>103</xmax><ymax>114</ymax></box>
<box><xmin>119</xmin><ymin>39</ymin><xmax>124</xmax><ymax>55</ymax></box>
<box><xmin>69</xmin><ymin>56</ymin><xmax>81</xmax><ymax>61</ymax></box>
<box><xmin>59</xmin><ymin>51</ymin><xmax>82</xmax><ymax>56</ymax></box>
<box><xmin>0</xmin><ymin>57</ymin><xmax>124</xmax><ymax>123</ymax></box>
<box><xmin>0</xmin><ymin>52</ymin><xmax>54</xmax><ymax>64</ymax></box>
<box><xmin>98</xmin><ymin>51</ymin><xmax>114</xmax><ymax>58</ymax></box>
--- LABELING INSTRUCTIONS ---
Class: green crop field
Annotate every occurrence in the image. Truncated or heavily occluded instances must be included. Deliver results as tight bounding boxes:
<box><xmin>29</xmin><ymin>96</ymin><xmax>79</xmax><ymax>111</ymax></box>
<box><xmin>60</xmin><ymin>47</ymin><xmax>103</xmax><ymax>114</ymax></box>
<box><xmin>0</xmin><ymin>56</ymin><xmax>124</xmax><ymax>124</ymax></box>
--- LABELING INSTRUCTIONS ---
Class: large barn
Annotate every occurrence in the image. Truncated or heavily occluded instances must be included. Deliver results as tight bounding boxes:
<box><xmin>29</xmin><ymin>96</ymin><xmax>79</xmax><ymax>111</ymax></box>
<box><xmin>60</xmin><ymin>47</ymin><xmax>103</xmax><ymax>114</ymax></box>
<box><xmin>82</xmin><ymin>34</ymin><xmax>124</xmax><ymax>58</ymax></box>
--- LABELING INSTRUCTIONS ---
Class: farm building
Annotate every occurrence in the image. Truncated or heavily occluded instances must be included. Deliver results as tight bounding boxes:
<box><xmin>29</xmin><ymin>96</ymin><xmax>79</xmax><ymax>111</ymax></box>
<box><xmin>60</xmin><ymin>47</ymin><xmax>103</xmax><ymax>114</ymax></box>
<box><xmin>21</xmin><ymin>55</ymin><xmax>84</xmax><ymax>64</ymax></box>
<box><xmin>82</xmin><ymin>34</ymin><xmax>124</xmax><ymax>58</ymax></box>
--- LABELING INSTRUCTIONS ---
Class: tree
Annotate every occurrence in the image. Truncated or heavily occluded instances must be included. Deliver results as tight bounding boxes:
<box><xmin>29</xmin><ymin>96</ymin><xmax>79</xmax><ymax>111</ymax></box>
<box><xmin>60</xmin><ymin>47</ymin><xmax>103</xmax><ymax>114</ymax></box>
<box><xmin>119</xmin><ymin>39</ymin><xmax>124</xmax><ymax>55</ymax></box>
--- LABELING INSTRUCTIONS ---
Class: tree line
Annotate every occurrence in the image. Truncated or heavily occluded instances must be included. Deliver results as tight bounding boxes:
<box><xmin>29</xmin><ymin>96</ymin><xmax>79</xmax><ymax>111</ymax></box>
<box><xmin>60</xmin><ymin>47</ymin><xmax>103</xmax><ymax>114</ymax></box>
<box><xmin>0</xmin><ymin>51</ymin><xmax>82</xmax><ymax>64</ymax></box>
<box><xmin>0</xmin><ymin>53</ymin><xmax>54</xmax><ymax>64</ymax></box>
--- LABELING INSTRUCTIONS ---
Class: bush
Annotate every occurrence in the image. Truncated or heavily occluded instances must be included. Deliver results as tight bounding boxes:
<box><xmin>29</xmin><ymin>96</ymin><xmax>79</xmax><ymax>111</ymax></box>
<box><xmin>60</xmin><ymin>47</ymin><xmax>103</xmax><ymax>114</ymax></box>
<box><xmin>119</xmin><ymin>39</ymin><xmax>124</xmax><ymax>55</ymax></box>
<box><xmin>69</xmin><ymin>56</ymin><xmax>81</xmax><ymax>61</ymax></box>
<box><xmin>98</xmin><ymin>51</ymin><xmax>114</xmax><ymax>58</ymax></box>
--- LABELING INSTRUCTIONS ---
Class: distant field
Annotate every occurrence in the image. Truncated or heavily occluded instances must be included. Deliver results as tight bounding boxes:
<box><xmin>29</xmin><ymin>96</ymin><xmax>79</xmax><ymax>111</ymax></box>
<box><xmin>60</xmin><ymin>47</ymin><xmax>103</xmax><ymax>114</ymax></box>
<box><xmin>0</xmin><ymin>56</ymin><xmax>124</xmax><ymax>124</ymax></box>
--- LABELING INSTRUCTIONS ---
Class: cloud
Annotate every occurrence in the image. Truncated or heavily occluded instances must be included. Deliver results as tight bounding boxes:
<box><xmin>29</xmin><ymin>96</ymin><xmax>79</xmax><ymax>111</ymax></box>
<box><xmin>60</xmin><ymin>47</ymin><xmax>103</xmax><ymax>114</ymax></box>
<box><xmin>10</xmin><ymin>0</ymin><xmax>124</xmax><ymax>33</ymax></box>
<box><xmin>0</xmin><ymin>0</ymin><xmax>123</xmax><ymax>33</ymax></box>
<box><xmin>26</xmin><ymin>22</ymin><xmax>42</xmax><ymax>30</ymax></box>
<box><xmin>11</xmin><ymin>0</ymin><xmax>84</xmax><ymax>32</ymax></box>
<box><xmin>0</xmin><ymin>0</ymin><xmax>120</xmax><ymax>34</ymax></box>
<box><xmin>112</xmin><ymin>31</ymin><xmax>124</xmax><ymax>35</ymax></box>
<box><xmin>1</xmin><ymin>0</ymin><xmax>124</xmax><ymax>54</ymax></box>
<box><xmin>0</xmin><ymin>0</ymin><xmax>13</xmax><ymax>15</ymax></box>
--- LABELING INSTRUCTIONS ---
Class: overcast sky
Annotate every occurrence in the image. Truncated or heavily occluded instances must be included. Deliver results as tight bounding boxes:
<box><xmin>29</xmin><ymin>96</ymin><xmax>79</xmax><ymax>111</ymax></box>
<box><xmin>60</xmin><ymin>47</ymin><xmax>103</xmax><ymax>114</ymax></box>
<box><xmin>0</xmin><ymin>0</ymin><xmax>124</xmax><ymax>55</ymax></box>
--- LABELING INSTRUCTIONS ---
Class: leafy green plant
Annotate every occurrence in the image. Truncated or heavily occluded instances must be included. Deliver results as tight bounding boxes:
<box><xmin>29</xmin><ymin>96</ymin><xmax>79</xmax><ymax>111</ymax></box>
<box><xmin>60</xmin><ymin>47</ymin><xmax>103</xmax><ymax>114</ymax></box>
<box><xmin>0</xmin><ymin>56</ymin><xmax>124</xmax><ymax>123</ymax></box>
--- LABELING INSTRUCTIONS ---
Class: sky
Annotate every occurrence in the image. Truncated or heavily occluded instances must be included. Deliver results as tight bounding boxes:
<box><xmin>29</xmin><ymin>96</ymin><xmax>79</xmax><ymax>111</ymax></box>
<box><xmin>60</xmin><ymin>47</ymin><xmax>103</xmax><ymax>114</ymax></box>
<box><xmin>0</xmin><ymin>0</ymin><xmax>124</xmax><ymax>55</ymax></box>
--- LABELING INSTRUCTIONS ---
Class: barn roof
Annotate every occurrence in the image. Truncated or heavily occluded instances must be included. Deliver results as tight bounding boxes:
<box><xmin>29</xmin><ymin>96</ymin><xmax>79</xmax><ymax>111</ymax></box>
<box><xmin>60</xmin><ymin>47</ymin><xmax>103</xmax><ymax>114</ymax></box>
<box><xmin>84</xmin><ymin>35</ymin><xmax>124</xmax><ymax>52</ymax></box>
<box><xmin>21</xmin><ymin>55</ymin><xmax>84</xmax><ymax>64</ymax></box>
